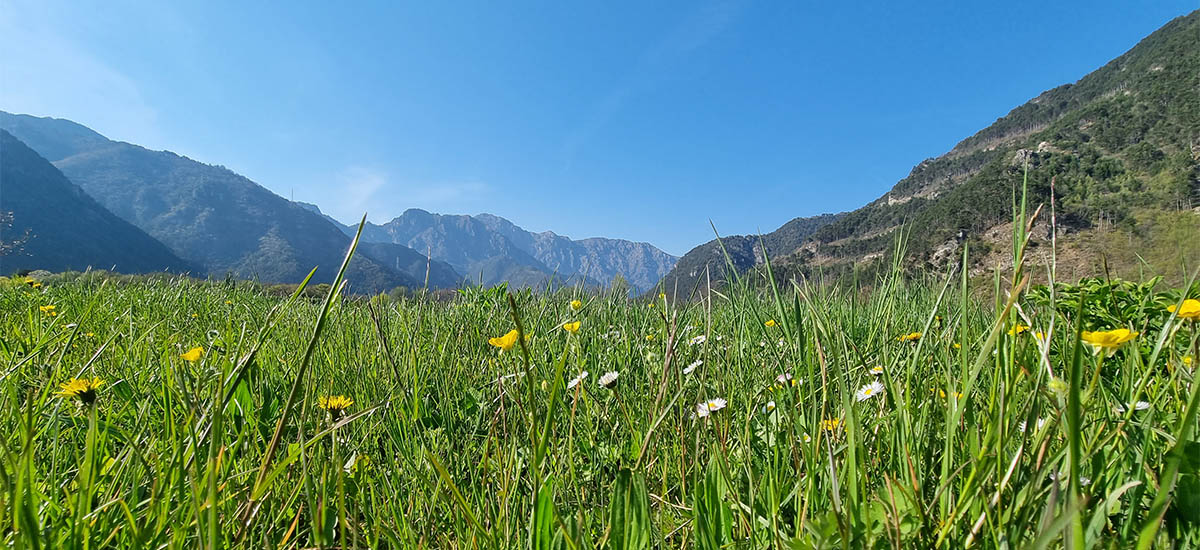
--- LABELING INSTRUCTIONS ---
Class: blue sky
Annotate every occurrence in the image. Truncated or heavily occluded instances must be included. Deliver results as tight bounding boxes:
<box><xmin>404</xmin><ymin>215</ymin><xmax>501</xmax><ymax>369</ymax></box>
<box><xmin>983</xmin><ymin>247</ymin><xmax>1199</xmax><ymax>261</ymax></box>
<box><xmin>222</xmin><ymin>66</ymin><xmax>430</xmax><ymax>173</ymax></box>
<box><xmin>2</xmin><ymin>1</ymin><xmax>1195</xmax><ymax>256</ymax></box>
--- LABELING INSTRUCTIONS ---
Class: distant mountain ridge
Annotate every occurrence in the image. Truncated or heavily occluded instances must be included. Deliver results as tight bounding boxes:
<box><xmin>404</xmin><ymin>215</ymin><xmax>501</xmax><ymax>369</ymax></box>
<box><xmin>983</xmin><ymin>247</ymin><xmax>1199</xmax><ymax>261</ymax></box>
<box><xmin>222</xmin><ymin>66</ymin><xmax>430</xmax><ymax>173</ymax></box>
<box><xmin>0</xmin><ymin>111</ymin><xmax>425</xmax><ymax>292</ymax></box>
<box><xmin>323</xmin><ymin>207</ymin><xmax>677</xmax><ymax>292</ymax></box>
<box><xmin>0</xmin><ymin>130</ymin><xmax>195</xmax><ymax>274</ymax></box>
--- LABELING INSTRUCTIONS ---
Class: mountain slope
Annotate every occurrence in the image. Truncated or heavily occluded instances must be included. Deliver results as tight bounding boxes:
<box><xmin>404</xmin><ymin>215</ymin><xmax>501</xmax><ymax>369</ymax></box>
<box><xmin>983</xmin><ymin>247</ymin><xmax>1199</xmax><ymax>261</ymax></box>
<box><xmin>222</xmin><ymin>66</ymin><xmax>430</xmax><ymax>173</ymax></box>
<box><xmin>0</xmin><ymin>112</ymin><xmax>417</xmax><ymax>293</ymax></box>
<box><xmin>687</xmin><ymin>11</ymin><xmax>1200</xmax><ymax>288</ymax></box>
<box><xmin>0</xmin><ymin>130</ymin><xmax>194</xmax><ymax>274</ymax></box>
<box><xmin>655</xmin><ymin>213</ymin><xmax>845</xmax><ymax>294</ymax></box>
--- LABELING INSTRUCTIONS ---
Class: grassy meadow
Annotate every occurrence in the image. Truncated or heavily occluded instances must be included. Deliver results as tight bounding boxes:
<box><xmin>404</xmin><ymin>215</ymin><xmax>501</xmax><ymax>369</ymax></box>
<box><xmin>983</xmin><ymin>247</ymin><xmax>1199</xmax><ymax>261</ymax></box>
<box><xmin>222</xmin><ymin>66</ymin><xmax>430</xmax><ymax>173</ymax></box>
<box><xmin>2</xmin><ymin>216</ymin><xmax>1200</xmax><ymax>549</ymax></box>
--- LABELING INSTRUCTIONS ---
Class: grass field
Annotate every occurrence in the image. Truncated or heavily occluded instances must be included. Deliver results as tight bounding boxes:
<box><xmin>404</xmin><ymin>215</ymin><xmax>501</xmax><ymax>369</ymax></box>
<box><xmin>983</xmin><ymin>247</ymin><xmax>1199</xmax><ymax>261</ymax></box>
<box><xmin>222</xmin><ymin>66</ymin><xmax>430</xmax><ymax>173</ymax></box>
<box><xmin>2</xmin><ymin>216</ymin><xmax>1200</xmax><ymax>549</ymax></box>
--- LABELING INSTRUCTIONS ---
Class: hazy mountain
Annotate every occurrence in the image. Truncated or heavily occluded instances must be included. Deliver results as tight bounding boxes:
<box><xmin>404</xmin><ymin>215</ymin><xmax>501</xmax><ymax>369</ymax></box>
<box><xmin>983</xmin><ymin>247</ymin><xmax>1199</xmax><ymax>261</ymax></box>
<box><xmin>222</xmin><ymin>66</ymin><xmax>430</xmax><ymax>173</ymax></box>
<box><xmin>0</xmin><ymin>130</ymin><xmax>194</xmax><ymax>274</ymax></box>
<box><xmin>662</xmin><ymin>10</ymin><xmax>1200</xmax><ymax>290</ymax></box>
<box><xmin>0</xmin><ymin>112</ymin><xmax>417</xmax><ymax>293</ymax></box>
<box><xmin>655</xmin><ymin>213</ymin><xmax>845</xmax><ymax>295</ymax></box>
<box><xmin>334</xmin><ymin>208</ymin><xmax>676</xmax><ymax>291</ymax></box>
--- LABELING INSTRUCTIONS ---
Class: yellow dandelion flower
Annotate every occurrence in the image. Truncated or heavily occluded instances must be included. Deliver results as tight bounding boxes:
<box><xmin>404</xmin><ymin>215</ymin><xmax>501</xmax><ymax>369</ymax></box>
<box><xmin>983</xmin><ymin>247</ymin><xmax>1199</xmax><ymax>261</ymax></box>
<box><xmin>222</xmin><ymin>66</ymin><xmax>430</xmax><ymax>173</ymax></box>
<box><xmin>647</xmin><ymin>303</ymin><xmax>655</xmax><ymax>309</ymax></box>
<box><xmin>56</xmin><ymin>377</ymin><xmax>104</xmax><ymax>405</ymax></box>
<box><xmin>1008</xmin><ymin>324</ymin><xmax>1030</xmax><ymax>336</ymax></box>
<box><xmin>569</xmin><ymin>299</ymin><xmax>582</xmax><ymax>310</ymax></box>
<box><xmin>39</xmin><ymin>305</ymin><xmax>57</xmax><ymax>317</ymax></box>
<box><xmin>645</xmin><ymin>334</ymin><xmax>655</xmax><ymax>341</ymax></box>
<box><xmin>1081</xmin><ymin>328</ymin><xmax>1138</xmax><ymax>350</ymax></box>
<box><xmin>562</xmin><ymin>321</ymin><xmax>581</xmax><ymax>334</ymax></box>
<box><xmin>180</xmin><ymin>346</ymin><xmax>205</xmax><ymax>362</ymax></box>
<box><xmin>822</xmin><ymin>418</ymin><xmax>842</xmax><ymax>432</ymax></box>
<box><xmin>318</xmin><ymin>395</ymin><xmax>354</xmax><ymax>419</ymax></box>
<box><xmin>225</xmin><ymin>300</ymin><xmax>233</xmax><ymax>305</ymax></box>
<box><xmin>489</xmin><ymin>329</ymin><xmax>520</xmax><ymax>351</ymax></box>
<box><xmin>953</xmin><ymin>342</ymin><xmax>961</xmax><ymax>349</ymax></box>
<box><xmin>765</xmin><ymin>319</ymin><xmax>777</xmax><ymax>328</ymax></box>
<box><xmin>1167</xmin><ymin>299</ymin><xmax>1200</xmax><ymax>320</ymax></box>
<box><xmin>898</xmin><ymin>332</ymin><xmax>921</xmax><ymax>342</ymax></box>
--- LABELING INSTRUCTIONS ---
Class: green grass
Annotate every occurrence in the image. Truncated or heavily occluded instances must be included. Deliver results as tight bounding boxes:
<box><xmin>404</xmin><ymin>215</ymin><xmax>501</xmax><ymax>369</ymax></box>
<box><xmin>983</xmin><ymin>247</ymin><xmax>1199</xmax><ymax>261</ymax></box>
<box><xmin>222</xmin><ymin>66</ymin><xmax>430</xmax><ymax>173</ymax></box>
<box><xmin>2</xmin><ymin>223</ymin><xmax>1200</xmax><ymax>548</ymax></box>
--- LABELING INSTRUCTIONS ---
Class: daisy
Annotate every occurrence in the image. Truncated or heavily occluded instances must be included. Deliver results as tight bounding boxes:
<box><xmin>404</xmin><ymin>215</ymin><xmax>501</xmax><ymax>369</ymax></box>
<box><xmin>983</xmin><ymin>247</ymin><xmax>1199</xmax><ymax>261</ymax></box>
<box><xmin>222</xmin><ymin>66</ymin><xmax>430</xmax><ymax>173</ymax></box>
<box><xmin>764</xmin><ymin>400</ymin><xmax>776</xmax><ymax>412</ymax></box>
<box><xmin>598</xmin><ymin>371</ymin><xmax>619</xmax><ymax>389</ymax></box>
<box><xmin>567</xmin><ymin>371</ymin><xmax>589</xmax><ymax>390</ymax></box>
<box><xmin>690</xmin><ymin>334</ymin><xmax>707</xmax><ymax>346</ymax></box>
<box><xmin>870</xmin><ymin>365</ymin><xmax>884</xmax><ymax>375</ymax></box>
<box><xmin>855</xmin><ymin>381</ymin><xmax>884</xmax><ymax>402</ymax></box>
<box><xmin>1113</xmin><ymin>401</ymin><xmax>1151</xmax><ymax>414</ymax></box>
<box><xmin>695</xmin><ymin>398</ymin><xmax>727</xmax><ymax>418</ymax></box>
<box><xmin>683</xmin><ymin>360</ymin><xmax>702</xmax><ymax>375</ymax></box>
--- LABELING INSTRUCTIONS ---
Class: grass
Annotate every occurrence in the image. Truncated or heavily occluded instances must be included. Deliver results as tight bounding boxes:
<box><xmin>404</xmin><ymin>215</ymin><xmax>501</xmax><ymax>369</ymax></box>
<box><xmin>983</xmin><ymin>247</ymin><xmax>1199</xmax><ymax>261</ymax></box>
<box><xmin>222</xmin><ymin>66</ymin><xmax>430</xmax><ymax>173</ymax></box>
<box><xmin>2</xmin><ymin>213</ymin><xmax>1200</xmax><ymax>548</ymax></box>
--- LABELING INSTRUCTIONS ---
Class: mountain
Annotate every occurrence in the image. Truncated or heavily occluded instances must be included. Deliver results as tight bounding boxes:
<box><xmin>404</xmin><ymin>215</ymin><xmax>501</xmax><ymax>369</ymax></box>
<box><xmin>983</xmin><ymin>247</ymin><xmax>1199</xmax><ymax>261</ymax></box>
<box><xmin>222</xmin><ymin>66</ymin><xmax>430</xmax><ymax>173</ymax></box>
<box><xmin>0</xmin><ymin>130</ymin><xmax>195</xmax><ymax>274</ymax></box>
<box><xmin>0</xmin><ymin>111</ymin><xmax>418</xmax><ymax>293</ymax></box>
<box><xmin>664</xmin><ymin>11</ymin><xmax>1200</xmax><ymax>290</ymax></box>
<box><xmin>655</xmin><ymin>213</ymin><xmax>845</xmax><ymax>295</ymax></box>
<box><xmin>336</xmin><ymin>208</ymin><xmax>676</xmax><ymax>291</ymax></box>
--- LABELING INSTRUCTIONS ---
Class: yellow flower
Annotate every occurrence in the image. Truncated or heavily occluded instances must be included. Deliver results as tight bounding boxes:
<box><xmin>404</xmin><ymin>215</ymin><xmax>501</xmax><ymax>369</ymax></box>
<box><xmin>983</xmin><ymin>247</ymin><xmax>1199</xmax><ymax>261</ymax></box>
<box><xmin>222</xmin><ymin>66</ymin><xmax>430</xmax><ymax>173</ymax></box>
<box><xmin>1183</xmin><ymin>356</ymin><xmax>1193</xmax><ymax>367</ymax></box>
<box><xmin>318</xmin><ymin>395</ymin><xmax>354</xmax><ymax>419</ymax></box>
<box><xmin>180</xmin><ymin>346</ymin><xmax>205</xmax><ymax>362</ymax></box>
<box><xmin>39</xmin><ymin>304</ymin><xmax>57</xmax><ymax>317</ymax></box>
<box><xmin>1080</xmin><ymin>328</ymin><xmax>1138</xmax><ymax>350</ymax></box>
<box><xmin>952</xmin><ymin>343</ymin><xmax>961</xmax><ymax>349</ymax></box>
<box><xmin>1168</xmin><ymin>299</ymin><xmax>1200</xmax><ymax>320</ymax></box>
<box><xmin>822</xmin><ymin>418</ymin><xmax>842</xmax><ymax>432</ymax></box>
<box><xmin>898</xmin><ymin>332</ymin><xmax>921</xmax><ymax>342</ymax></box>
<box><xmin>569</xmin><ymin>299</ymin><xmax>582</xmax><ymax>311</ymax></box>
<box><xmin>24</xmin><ymin>276</ymin><xmax>42</xmax><ymax>289</ymax></box>
<box><xmin>1008</xmin><ymin>324</ymin><xmax>1029</xmax><ymax>336</ymax></box>
<box><xmin>191</xmin><ymin>313</ymin><xmax>199</xmax><ymax>318</ymax></box>
<box><xmin>645</xmin><ymin>334</ymin><xmax>655</xmax><ymax>341</ymax></box>
<box><xmin>225</xmin><ymin>300</ymin><xmax>233</xmax><ymax>305</ymax></box>
<box><xmin>647</xmin><ymin>303</ymin><xmax>655</xmax><ymax>309</ymax></box>
<box><xmin>765</xmin><ymin>319</ymin><xmax>777</xmax><ymax>328</ymax></box>
<box><xmin>489</xmin><ymin>329</ymin><xmax>520</xmax><ymax>351</ymax></box>
<box><xmin>56</xmin><ymin>377</ymin><xmax>104</xmax><ymax>405</ymax></box>
<box><xmin>1035</xmin><ymin>331</ymin><xmax>1046</xmax><ymax>341</ymax></box>
<box><xmin>562</xmin><ymin>321</ymin><xmax>581</xmax><ymax>334</ymax></box>
<box><xmin>658</xmin><ymin>292</ymin><xmax>666</xmax><ymax>300</ymax></box>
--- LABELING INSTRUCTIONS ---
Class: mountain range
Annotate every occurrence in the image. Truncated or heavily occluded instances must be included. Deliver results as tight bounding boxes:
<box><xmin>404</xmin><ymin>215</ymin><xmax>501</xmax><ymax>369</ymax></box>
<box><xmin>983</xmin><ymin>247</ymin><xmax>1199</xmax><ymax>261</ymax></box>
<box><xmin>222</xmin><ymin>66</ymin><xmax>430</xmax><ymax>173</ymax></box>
<box><xmin>0</xmin><ymin>112</ymin><xmax>677</xmax><ymax>292</ymax></box>
<box><xmin>661</xmin><ymin>10</ymin><xmax>1200</xmax><ymax>291</ymax></box>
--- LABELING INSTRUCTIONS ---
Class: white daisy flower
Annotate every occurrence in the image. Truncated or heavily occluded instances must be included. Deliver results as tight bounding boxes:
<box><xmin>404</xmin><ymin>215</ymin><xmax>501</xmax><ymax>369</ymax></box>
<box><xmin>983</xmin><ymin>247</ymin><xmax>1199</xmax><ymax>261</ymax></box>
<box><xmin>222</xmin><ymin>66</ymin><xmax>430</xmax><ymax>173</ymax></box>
<box><xmin>567</xmin><ymin>371</ymin><xmax>588</xmax><ymax>390</ymax></box>
<box><xmin>764</xmin><ymin>401</ymin><xmax>776</xmax><ymax>412</ymax></box>
<box><xmin>777</xmin><ymin>338</ymin><xmax>786</xmax><ymax>347</ymax></box>
<box><xmin>598</xmin><ymin>371</ymin><xmax>619</xmax><ymax>389</ymax></box>
<box><xmin>714</xmin><ymin>335</ymin><xmax>724</xmax><ymax>341</ymax></box>
<box><xmin>696</xmin><ymin>398</ymin><xmax>727</xmax><ymax>418</ymax></box>
<box><xmin>870</xmin><ymin>365</ymin><xmax>884</xmax><ymax>375</ymax></box>
<box><xmin>683</xmin><ymin>360</ymin><xmax>702</xmax><ymax>375</ymax></box>
<box><xmin>690</xmin><ymin>335</ymin><xmax>707</xmax><ymax>346</ymax></box>
<box><xmin>855</xmin><ymin>381</ymin><xmax>885</xmax><ymax>402</ymax></box>
<box><xmin>801</xmin><ymin>433</ymin><xmax>812</xmax><ymax>443</ymax></box>
<box><xmin>1113</xmin><ymin>401</ymin><xmax>1151</xmax><ymax>414</ymax></box>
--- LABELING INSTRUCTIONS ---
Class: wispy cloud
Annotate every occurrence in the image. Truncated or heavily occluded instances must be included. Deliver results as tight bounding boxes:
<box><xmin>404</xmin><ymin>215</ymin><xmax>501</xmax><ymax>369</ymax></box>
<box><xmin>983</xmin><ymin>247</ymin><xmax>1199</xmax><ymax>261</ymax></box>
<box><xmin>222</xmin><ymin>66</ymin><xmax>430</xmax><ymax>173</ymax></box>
<box><xmin>323</xmin><ymin>165</ymin><xmax>489</xmax><ymax>222</ymax></box>
<box><xmin>0</xmin><ymin>2</ymin><xmax>164</xmax><ymax>145</ymax></box>
<box><xmin>561</xmin><ymin>1</ymin><xmax>742</xmax><ymax>171</ymax></box>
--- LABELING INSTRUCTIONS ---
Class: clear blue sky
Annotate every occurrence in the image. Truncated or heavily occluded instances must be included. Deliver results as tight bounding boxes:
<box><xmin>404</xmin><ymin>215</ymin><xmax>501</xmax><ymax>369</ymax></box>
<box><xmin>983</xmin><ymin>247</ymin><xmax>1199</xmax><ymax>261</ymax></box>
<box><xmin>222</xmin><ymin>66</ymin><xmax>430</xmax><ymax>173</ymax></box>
<box><xmin>2</xmin><ymin>1</ymin><xmax>1195</xmax><ymax>256</ymax></box>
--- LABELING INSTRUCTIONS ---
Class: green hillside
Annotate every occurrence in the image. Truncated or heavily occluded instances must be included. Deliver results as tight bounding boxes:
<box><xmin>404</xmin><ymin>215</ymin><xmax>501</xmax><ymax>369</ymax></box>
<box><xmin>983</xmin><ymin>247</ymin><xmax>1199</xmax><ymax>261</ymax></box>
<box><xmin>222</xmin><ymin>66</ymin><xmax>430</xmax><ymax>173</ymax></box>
<box><xmin>0</xmin><ymin>130</ymin><xmax>195</xmax><ymax>275</ymax></box>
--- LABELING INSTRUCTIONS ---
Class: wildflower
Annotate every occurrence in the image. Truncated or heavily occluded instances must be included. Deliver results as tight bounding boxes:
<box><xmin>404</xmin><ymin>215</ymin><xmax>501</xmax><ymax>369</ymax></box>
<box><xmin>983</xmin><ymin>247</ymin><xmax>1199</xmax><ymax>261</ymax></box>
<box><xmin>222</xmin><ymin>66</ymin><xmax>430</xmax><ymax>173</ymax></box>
<box><xmin>683</xmin><ymin>360</ymin><xmax>702</xmax><ymax>375</ymax></box>
<box><xmin>822</xmin><ymin>418</ymin><xmax>841</xmax><ymax>431</ymax></box>
<box><xmin>598</xmin><ymin>371</ymin><xmax>619</xmax><ymax>389</ymax></box>
<box><xmin>191</xmin><ymin>313</ymin><xmax>198</xmax><ymax>318</ymax></box>
<box><xmin>567</xmin><ymin>371</ymin><xmax>589</xmax><ymax>390</ymax></box>
<box><xmin>764</xmin><ymin>401</ymin><xmax>776</xmax><ymax>412</ymax></box>
<box><xmin>695</xmin><ymin>398</ymin><xmax>727</xmax><ymax>418</ymax></box>
<box><xmin>1113</xmin><ymin>401</ymin><xmax>1151</xmax><ymax>414</ymax></box>
<box><xmin>855</xmin><ymin>381</ymin><xmax>885</xmax><ymax>402</ymax></box>
<box><xmin>56</xmin><ymin>378</ymin><xmax>104</xmax><ymax>405</ymax></box>
<box><xmin>1034</xmin><ymin>331</ymin><xmax>1047</xmax><ymax>342</ymax></box>
<box><xmin>898</xmin><ymin>332</ymin><xmax>921</xmax><ymax>342</ymax></box>
<box><xmin>773</xmin><ymin>373</ymin><xmax>799</xmax><ymax>390</ymax></box>
<box><xmin>180</xmin><ymin>346</ymin><xmax>205</xmax><ymax>362</ymax></box>
<box><xmin>1185</xmin><ymin>356</ymin><xmax>1194</xmax><ymax>367</ymax></box>
<box><xmin>1168</xmin><ymin>299</ymin><xmax>1200</xmax><ymax>320</ymax></box>
<box><xmin>953</xmin><ymin>343</ymin><xmax>961</xmax><ymax>349</ymax></box>
<box><xmin>39</xmin><ymin>305</ymin><xmax>57</xmax><ymax>317</ymax></box>
<box><xmin>1008</xmin><ymin>324</ymin><xmax>1030</xmax><ymax>336</ymax></box>
<box><xmin>225</xmin><ymin>300</ymin><xmax>233</xmax><ymax>305</ymax></box>
<box><xmin>689</xmin><ymin>335</ymin><xmax>707</xmax><ymax>346</ymax></box>
<box><xmin>318</xmin><ymin>395</ymin><xmax>354</xmax><ymax>420</ymax></box>
<box><xmin>562</xmin><ymin>321</ymin><xmax>581</xmax><ymax>334</ymax></box>
<box><xmin>938</xmin><ymin>389</ymin><xmax>963</xmax><ymax>400</ymax></box>
<box><xmin>645</xmin><ymin>334</ymin><xmax>655</xmax><ymax>341</ymax></box>
<box><xmin>765</xmin><ymin>319</ymin><xmax>777</xmax><ymax>327</ymax></box>
<box><xmin>85</xmin><ymin>332</ymin><xmax>95</xmax><ymax>338</ymax></box>
<box><xmin>1081</xmin><ymin>328</ymin><xmax>1138</xmax><ymax>351</ymax></box>
<box><xmin>870</xmin><ymin>365</ymin><xmax>884</xmax><ymax>375</ymax></box>
<box><xmin>1018</xmin><ymin>418</ymin><xmax>1046</xmax><ymax>433</ymax></box>
<box><xmin>801</xmin><ymin>433</ymin><xmax>812</xmax><ymax>443</ymax></box>
<box><xmin>489</xmin><ymin>329</ymin><xmax>520</xmax><ymax>351</ymax></box>
<box><xmin>570</xmin><ymin>299</ymin><xmax>583</xmax><ymax>311</ymax></box>
<box><xmin>647</xmin><ymin>303</ymin><xmax>655</xmax><ymax>309</ymax></box>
